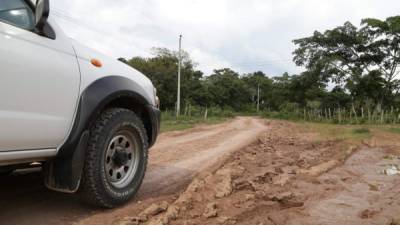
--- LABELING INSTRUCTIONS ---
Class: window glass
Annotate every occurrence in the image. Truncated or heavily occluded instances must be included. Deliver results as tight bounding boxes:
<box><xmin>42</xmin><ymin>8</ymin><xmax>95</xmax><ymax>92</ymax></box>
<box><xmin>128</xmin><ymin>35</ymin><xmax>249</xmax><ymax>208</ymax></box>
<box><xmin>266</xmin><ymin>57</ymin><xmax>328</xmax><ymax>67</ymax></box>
<box><xmin>0</xmin><ymin>0</ymin><xmax>35</xmax><ymax>30</ymax></box>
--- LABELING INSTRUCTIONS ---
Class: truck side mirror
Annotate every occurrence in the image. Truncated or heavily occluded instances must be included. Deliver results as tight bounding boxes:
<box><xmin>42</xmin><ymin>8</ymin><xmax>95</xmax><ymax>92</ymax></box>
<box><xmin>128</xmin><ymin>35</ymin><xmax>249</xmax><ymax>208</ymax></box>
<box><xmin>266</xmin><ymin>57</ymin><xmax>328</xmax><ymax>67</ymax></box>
<box><xmin>35</xmin><ymin>0</ymin><xmax>50</xmax><ymax>31</ymax></box>
<box><xmin>34</xmin><ymin>0</ymin><xmax>55</xmax><ymax>39</ymax></box>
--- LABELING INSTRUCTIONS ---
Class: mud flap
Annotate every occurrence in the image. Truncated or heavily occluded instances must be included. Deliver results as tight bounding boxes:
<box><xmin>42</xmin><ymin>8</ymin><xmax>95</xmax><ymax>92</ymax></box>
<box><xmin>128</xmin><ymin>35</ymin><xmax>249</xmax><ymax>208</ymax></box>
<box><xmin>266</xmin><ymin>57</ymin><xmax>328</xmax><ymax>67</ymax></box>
<box><xmin>43</xmin><ymin>131</ymin><xmax>89</xmax><ymax>193</ymax></box>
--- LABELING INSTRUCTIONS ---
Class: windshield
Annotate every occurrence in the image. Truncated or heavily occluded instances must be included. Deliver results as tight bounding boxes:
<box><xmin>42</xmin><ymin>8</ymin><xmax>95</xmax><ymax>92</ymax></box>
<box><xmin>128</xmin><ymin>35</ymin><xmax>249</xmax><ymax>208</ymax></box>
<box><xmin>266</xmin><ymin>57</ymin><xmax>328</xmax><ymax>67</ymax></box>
<box><xmin>0</xmin><ymin>0</ymin><xmax>35</xmax><ymax>30</ymax></box>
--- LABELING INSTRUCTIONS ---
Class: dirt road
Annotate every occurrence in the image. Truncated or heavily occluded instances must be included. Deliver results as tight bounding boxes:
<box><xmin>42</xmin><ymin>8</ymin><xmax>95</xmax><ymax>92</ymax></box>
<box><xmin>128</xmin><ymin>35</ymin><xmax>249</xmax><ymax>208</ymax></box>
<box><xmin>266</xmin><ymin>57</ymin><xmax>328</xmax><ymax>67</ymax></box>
<box><xmin>104</xmin><ymin>120</ymin><xmax>400</xmax><ymax>225</ymax></box>
<box><xmin>0</xmin><ymin>117</ymin><xmax>268</xmax><ymax>225</ymax></box>
<box><xmin>2</xmin><ymin>118</ymin><xmax>400</xmax><ymax>225</ymax></box>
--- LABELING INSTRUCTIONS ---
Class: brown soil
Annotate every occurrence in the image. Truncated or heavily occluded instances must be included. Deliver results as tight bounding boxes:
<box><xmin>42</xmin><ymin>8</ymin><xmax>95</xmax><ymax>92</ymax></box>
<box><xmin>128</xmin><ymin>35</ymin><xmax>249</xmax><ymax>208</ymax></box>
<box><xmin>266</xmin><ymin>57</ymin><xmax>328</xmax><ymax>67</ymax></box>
<box><xmin>102</xmin><ymin>120</ymin><xmax>400</xmax><ymax>225</ymax></box>
<box><xmin>1</xmin><ymin>118</ymin><xmax>400</xmax><ymax>225</ymax></box>
<box><xmin>0</xmin><ymin>117</ymin><xmax>267</xmax><ymax>225</ymax></box>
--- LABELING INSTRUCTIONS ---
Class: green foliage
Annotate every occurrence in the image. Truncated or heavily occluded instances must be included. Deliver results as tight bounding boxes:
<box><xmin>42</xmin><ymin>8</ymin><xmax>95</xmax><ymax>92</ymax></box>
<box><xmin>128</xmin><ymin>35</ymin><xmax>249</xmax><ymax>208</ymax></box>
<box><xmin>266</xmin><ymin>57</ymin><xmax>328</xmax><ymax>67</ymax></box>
<box><xmin>279</xmin><ymin>102</ymin><xmax>300</xmax><ymax>112</ymax></box>
<box><xmin>293</xmin><ymin>16</ymin><xmax>400</xmax><ymax>107</ymax></box>
<box><xmin>118</xmin><ymin>15</ymin><xmax>400</xmax><ymax>125</ymax></box>
<box><xmin>205</xmin><ymin>68</ymin><xmax>251</xmax><ymax>110</ymax></box>
<box><xmin>262</xmin><ymin>111</ymin><xmax>303</xmax><ymax>121</ymax></box>
<box><xmin>121</xmin><ymin>48</ymin><xmax>204</xmax><ymax>110</ymax></box>
<box><xmin>122</xmin><ymin>49</ymin><xmax>272</xmax><ymax>112</ymax></box>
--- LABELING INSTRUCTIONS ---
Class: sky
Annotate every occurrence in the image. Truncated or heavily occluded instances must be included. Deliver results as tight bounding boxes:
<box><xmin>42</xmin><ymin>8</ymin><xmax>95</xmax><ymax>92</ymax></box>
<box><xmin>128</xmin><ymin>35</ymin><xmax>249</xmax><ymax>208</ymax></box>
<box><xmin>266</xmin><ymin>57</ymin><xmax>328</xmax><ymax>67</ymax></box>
<box><xmin>52</xmin><ymin>0</ymin><xmax>400</xmax><ymax>76</ymax></box>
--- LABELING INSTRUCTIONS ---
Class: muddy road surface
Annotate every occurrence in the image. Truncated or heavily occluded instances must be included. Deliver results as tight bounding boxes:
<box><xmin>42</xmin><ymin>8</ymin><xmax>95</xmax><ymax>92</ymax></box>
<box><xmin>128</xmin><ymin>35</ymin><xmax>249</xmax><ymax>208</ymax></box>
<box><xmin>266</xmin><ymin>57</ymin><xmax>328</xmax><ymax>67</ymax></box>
<box><xmin>0</xmin><ymin>117</ymin><xmax>268</xmax><ymax>225</ymax></box>
<box><xmin>81</xmin><ymin>120</ymin><xmax>400</xmax><ymax>225</ymax></box>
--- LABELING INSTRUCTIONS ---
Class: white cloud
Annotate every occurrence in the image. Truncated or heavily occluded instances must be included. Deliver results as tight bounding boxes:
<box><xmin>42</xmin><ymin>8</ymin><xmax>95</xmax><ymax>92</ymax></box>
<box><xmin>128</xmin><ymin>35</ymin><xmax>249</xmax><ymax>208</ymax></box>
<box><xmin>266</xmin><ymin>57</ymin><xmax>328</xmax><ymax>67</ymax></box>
<box><xmin>53</xmin><ymin>0</ymin><xmax>400</xmax><ymax>76</ymax></box>
<box><xmin>189</xmin><ymin>47</ymin><xmax>234</xmax><ymax>73</ymax></box>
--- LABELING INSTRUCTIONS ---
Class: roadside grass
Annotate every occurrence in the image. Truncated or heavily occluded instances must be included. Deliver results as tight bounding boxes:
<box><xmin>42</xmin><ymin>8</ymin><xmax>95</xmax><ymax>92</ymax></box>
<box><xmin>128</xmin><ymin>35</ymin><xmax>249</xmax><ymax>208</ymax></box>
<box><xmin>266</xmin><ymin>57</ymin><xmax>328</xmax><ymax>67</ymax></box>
<box><xmin>298</xmin><ymin>122</ymin><xmax>373</xmax><ymax>142</ymax></box>
<box><xmin>292</xmin><ymin>121</ymin><xmax>400</xmax><ymax>146</ymax></box>
<box><xmin>159</xmin><ymin>107</ymin><xmax>240</xmax><ymax>133</ymax></box>
<box><xmin>353</xmin><ymin>127</ymin><xmax>371</xmax><ymax>134</ymax></box>
<box><xmin>159</xmin><ymin>109</ymin><xmax>400</xmax><ymax>141</ymax></box>
<box><xmin>386</xmin><ymin>127</ymin><xmax>400</xmax><ymax>134</ymax></box>
<box><xmin>160</xmin><ymin>115</ymin><xmax>229</xmax><ymax>133</ymax></box>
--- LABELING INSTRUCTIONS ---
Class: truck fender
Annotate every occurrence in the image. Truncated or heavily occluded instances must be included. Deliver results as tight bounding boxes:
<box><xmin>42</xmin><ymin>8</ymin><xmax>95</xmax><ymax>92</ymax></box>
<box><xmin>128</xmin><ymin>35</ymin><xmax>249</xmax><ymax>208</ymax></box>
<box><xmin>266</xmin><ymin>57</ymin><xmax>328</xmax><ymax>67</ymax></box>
<box><xmin>43</xmin><ymin>76</ymin><xmax>152</xmax><ymax>193</ymax></box>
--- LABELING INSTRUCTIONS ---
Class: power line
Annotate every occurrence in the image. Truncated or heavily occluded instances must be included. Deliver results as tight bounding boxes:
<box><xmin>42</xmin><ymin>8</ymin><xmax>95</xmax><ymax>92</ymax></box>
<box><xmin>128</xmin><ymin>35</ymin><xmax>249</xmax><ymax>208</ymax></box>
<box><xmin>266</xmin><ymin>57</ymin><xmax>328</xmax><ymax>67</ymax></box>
<box><xmin>231</xmin><ymin>58</ymin><xmax>293</xmax><ymax>65</ymax></box>
<box><xmin>51</xmin><ymin>9</ymin><xmax>151</xmax><ymax>56</ymax></box>
<box><xmin>52</xmin><ymin>10</ymin><xmax>104</xmax><ymax>35</ymax></box>
<box><xmin>237</xmin><ymin>62</ymin><xmax>294</xmax><ymax>68</ymax></box>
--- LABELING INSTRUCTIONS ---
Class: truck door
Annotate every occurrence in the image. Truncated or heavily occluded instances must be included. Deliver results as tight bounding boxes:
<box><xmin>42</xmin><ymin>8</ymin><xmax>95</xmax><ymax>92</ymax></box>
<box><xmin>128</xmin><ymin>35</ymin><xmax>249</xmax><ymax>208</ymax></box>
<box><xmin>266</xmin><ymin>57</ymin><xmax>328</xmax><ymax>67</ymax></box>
<box><xmin>0</xmin><ymin>0</ymin><xmax>80</xmax><ymax>151</ymax></box>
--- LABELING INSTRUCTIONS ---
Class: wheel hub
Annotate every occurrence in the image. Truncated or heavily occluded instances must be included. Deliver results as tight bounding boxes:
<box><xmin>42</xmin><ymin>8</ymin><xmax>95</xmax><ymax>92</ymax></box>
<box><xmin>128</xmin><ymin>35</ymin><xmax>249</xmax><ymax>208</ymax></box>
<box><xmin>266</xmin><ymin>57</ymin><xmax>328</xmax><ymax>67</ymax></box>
<box><xmin>104</xmin><ymin>132</ymin><xmax>140</xmax><ymax>188</ymax></box>
<box><xmin>112</xmin><ymin>148</ymin><xmax>129</xmax><ymax>167</ymax></box>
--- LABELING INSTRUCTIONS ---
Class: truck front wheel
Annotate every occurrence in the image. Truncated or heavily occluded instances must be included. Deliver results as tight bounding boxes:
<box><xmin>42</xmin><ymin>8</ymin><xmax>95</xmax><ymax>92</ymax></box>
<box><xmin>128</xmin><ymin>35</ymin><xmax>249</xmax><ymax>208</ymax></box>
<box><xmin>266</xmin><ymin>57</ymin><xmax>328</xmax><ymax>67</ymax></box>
<box><xmin>79</xmin><ymin>108</ymin><xmax>148</xmax><ymax>208</ymax></box>
<box><xmin>0</xmin><ymin>167</ymin><xmax>14</xmax><ymax>176</ymax></box>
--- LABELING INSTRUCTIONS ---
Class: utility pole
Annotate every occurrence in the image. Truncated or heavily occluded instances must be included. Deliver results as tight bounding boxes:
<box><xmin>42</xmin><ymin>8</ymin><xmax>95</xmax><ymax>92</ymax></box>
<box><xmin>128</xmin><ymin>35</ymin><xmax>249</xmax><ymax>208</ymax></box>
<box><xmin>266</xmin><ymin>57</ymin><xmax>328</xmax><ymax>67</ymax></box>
<box><xmin>257</xmin><ymin>83</ymin><xmax>260</xmax><ymax>112</ymax></box>
<box><xmin>176</xmin><ymin>35</ymin><xmax>182</xmax><ymax>118</ymax></box>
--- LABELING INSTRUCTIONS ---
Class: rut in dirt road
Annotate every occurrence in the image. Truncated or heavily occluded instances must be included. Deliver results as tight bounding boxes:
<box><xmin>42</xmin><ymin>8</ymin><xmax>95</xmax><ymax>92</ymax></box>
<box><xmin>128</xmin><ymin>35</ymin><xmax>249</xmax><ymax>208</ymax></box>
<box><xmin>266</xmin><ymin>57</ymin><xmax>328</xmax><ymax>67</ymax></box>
<box><xmin>0</xmin><ymin>117</ymin><xmax>268</xmax><ymax>225</ymax></box>
<box><xmin>140</xmin><ymin>117</ymin><xmax>268</xmax><ymax>199</ymax></box>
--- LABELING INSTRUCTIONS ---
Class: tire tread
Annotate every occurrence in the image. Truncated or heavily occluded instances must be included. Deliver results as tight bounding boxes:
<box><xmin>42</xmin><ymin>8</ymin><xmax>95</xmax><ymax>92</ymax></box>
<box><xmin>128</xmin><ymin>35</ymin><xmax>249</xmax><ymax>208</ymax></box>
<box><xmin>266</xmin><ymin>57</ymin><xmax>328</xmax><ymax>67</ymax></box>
<box><xmin>80</xmin><ymin>108</ymin><xmax>148</xmax><ymax>208</ymax></box>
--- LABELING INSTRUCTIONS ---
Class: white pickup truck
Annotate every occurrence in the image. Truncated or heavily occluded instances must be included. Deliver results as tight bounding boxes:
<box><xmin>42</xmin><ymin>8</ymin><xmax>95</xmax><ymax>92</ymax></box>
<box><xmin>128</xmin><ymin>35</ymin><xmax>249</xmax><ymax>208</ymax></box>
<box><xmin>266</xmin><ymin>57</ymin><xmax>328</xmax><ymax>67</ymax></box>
<box><xmin>0</xmin><ymin>0</ymin><xmax>160</xmax><ymax>208</ymax></box>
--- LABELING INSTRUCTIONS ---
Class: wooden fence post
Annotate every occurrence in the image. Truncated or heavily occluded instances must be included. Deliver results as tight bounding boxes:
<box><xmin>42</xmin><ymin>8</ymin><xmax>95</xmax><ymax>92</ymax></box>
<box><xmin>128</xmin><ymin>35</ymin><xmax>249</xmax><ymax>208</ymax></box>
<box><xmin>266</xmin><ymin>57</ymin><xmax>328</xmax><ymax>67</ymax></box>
<box><xmin>398</xmin><ymin>109</ymin><xmax>400</xmax><ymax>124</ymax></box>
<box><xmin>352</xmin><ymin>105</ymin><xmax>358</xmax><ymax>124</ymax></box>
<box><xmin>350</xmin><ymin>107</ymin><xmax>352</xmax><ymax>123</ymax></box>
<box><xmin>361</xmin><ymin>107</ymin><xmax>364</xmax><ymax>120</ymax></box>
<box><xmin>368</xmin><ymin>107</ymin><xmax>371</xmax><ymax>124</ymax></box>
<box><xmin>391</xmin><ymin>107</ymin><xmax>394</xmax><ymax>124</ymax></box>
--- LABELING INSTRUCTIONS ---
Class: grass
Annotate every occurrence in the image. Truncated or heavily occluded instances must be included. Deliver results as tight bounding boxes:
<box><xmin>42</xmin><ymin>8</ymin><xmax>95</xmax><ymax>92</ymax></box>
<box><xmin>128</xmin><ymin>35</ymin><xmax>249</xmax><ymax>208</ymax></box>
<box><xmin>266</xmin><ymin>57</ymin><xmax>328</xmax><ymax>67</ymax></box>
<box><xmin>159</xmin><ymin>107</ymin><xmax>238</xmax><ymax>132</ymax></box>
<box><xmin>387</xmin><ymin>127</ymin><xmax>400</xmax><ymax>134</ymax></box>
<box><xmin>296</xmin><ymin>121</ymin><xmax>400</xmax><ymax>146</ymax></box>
<box><xmin>160</xmin><ymin>115</ymin><xmax>229</xmax><ymax>133</ymax></box>
<box><xmin>352</xmin><ymin>127</ymin><xmax>371</xmax><ymax>134</ymax></box>
<box><xmin>159</xmin><ymin>109</ymin><xmax>400</xmax><ymax>143</ymax></box>
<box><xmin>300</xmin><ymin>123</ymin><xmax>373</xmax><ymax>142</ymax></box>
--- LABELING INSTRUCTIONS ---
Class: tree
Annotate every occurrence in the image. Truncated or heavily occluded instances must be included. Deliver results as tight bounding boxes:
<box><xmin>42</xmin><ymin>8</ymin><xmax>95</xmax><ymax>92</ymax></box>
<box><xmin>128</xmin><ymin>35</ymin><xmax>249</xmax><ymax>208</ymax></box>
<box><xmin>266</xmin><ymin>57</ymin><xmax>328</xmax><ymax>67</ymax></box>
<box><xmin>345</xmin><ymin>70</ymin><xmax>385</xmax><ymax>106</ymax></box>
<box><xmin>242</xmin><ymin>71</ymin><xmax>273</xmax><ymax>110</ymax></box>
<box><xmin>269</xmin><ymin>72</ymin><xmax>292</xmax><ymax>110</ymax></box>
<box><xmin>125</xmin><ymin>48</ymin><xmax>203</xmax><ymax>110</ymax></box>
<box><xmin>293</xmin><ymin>16</ymin><xmax>400</xmax><ymax>106</ymax></box>
<box><xmin>288</xmin><ymin>71</ymin><xmax>327</xmax><ymax>107</ymax></box>
<box><xmin>205</xmin><ymin>68</ymin><xmax>252</xmax><ymax>110</ymax></box>
<box><xmin>321</xmin><ymin>86</ymin><xmax>351</xmax><ymax>109</ymax></box>
<box><xmin>361</xmin><ymin>17</ymin><xmax>400</xmax><ymax>101</ymax></box>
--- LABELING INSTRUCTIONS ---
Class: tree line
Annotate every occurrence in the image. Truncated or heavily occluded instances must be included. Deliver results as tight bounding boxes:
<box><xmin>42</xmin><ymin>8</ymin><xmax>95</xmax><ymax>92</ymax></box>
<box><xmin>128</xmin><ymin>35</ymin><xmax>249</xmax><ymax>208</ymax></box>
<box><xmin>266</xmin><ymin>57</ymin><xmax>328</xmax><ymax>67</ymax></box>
<box><xmin>119</xmin><ymin>15</ymin><xmax>400</xmax><ymax>124</ymax></box>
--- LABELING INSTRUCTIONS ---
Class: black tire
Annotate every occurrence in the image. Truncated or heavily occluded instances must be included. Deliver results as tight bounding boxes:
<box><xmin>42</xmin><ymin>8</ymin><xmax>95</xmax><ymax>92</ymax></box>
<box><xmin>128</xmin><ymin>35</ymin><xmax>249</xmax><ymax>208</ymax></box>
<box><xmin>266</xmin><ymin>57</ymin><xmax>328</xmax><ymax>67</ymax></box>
<box><xmin>0</xmin><ymin>167</ymin><xmax>13</xmax><ymax>177</ymax></box>
<box><xmin>79</xmin><ymin>108</ymin><xmax>148</xmax><ymax>208</ymax></box>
